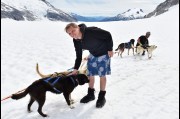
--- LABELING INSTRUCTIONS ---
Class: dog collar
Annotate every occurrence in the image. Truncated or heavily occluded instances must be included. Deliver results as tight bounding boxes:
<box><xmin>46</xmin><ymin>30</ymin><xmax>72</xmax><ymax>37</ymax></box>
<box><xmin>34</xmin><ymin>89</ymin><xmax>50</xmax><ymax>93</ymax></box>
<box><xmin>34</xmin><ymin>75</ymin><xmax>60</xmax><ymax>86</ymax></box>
<box><xmin>70</xmin><ymin>77</ymin><xmax>78</xmax><ymax>87</ymax></box>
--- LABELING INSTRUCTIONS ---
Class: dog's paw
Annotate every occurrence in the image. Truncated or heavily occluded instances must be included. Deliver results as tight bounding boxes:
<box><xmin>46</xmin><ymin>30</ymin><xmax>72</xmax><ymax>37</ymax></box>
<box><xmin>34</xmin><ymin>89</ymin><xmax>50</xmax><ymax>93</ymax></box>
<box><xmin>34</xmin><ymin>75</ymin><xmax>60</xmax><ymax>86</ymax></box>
<box><xmin>70</xmin><ymin>105</ymin><xmax>75</xmax><ymax>109</ymax></box>
<box><xmin>28</xmin><ymin>110</ymin><xmax>33</xmax><ymax>113</ymax></box>
<box><xmin>28</xmin><ymin>111</ymin><xmax>32</xmax><ymax>113</ymax></box>
<box><xmin>70</xmin><ymin>99</ymin><xmax>75</xmax><ymax>104</ymax></box>
<box><xmin>41</xmin><ymin>114</ymin><xmax>48</xmax><ymax>117</ymax></box>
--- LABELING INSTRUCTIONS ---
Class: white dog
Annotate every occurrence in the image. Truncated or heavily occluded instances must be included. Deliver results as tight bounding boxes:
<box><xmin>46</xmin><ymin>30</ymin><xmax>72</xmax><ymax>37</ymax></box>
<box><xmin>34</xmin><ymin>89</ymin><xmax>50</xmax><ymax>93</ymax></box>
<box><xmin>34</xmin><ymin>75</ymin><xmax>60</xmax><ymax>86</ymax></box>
<box><xmin>136</xmin><ymin>45</ymin><xmax>157</xmax><ymax>59</ymax></box>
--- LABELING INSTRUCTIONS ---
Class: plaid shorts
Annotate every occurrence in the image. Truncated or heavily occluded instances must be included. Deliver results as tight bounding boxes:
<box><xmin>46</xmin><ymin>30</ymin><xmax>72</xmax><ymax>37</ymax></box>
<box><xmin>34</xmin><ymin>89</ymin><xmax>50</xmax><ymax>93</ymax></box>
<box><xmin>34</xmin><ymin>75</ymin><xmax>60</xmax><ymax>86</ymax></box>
<box><xmin>87</xmin><ymin>54</ymin><xmax>111</xmax><ymax>77</ymax></box>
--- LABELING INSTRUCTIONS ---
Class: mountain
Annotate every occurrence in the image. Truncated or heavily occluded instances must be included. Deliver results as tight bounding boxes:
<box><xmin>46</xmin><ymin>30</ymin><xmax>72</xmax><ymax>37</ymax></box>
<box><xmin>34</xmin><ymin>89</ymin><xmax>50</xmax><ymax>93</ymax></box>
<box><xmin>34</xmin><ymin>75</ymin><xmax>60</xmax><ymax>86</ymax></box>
<box><xmin>145</xmin><ymin>0</ymin><xmax>179</xmax><ymax>18</ymax></box>
<box><xmin>1</xmin><ymin>0</ymin><xmax>77</xmax><ymax>21</ymax></box>
<box><xmin>1</xmin><ymin>2</ymin><xmax>36</xmax><ymax>21</ymax></box>
<box><xmin>102</xmin><ymin>8</ymin><xmax>146</xmax><ymax>21</ymax></box>
<box><xmin>71</xmin><ymin>13</ymin><xmax>107</xmax><ymax>22</ymax></box>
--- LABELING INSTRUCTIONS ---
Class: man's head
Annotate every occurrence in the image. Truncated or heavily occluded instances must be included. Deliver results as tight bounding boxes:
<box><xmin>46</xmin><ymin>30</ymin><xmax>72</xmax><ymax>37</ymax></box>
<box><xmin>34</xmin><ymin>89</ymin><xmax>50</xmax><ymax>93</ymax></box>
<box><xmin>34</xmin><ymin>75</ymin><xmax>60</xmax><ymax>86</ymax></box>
<box><xmin>145</xmin><ymin>31</ymin><xmax>151</xmax><ymax>38</ymax></box>
<box><xmin>65</xmin><ymin>23</ymin><xmax>82</xmax><ymax>39</ymax></box>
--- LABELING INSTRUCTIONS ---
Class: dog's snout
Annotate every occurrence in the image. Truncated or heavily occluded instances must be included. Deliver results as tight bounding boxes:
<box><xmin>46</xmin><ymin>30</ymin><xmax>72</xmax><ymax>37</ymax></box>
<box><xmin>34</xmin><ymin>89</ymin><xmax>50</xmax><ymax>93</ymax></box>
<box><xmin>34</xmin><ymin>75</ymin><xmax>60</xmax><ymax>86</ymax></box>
<box><xmin>77</xmin><ymin>74</ymin><xmax>89</xmax><ymax>85</ymax></box>
<box><xmin>82</xmin><ymin>74</ymin><xmax>89</xmax><ymax>83</ymax></box>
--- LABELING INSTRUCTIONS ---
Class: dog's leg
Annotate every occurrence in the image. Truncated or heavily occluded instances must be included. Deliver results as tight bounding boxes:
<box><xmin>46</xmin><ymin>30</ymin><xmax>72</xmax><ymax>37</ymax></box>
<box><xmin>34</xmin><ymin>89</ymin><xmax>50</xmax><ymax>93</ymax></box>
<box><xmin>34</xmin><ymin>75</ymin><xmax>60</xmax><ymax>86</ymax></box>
<box><xmin>28</xmin><ymin>97</ymin><xmax>35</xmax><ymax>112</ymax></box>
<box><xmin>63</xmin><ymin>92</ymin><xmax>74</xmax><ymax>109</ymax></box>
<box><xmin>37</xmin><ymin>94</ymin><xmax>47</xmax><ymax>117</ymax></box>
<box><xmin>135</xmin><ymin>49</ymin><xmax>139</xmax><ymax>59</ymax></box>
<box><xmin>135</xmin><ymin>52</ymin><xmax>138</xmax><ymax>59</ymax></box>
<box><xmin>69</xmin><ymin>94</ymin><xmax>75</xmax><ymax>104</ymax></box>
<box><xmin>140</xmin><ymin>50</ymin><xmax>143</xmax><ymax>60</ymax></box>
<box><xmin>136</xmin><ymin>49</ymin><xmax>142</xmax><ymax>60</ymax></box>
<box><xmin>132</xmin><ymin>48</ymin><xmax>134</xmax><ymax>56</ymax></box>
<box><xmin>136</xmin><ymin>49</ymin><xmax>141</xmax><ymax>59</ymax></box>
<box><xmin>120</xmin><ymin>49</ymin><xmax>124</xmax><ymax>58</ymax></box>
<box><xmin>118</xmin><ymin>50</ymin><xmax>120</xmax><ymax>56</ymax></box>
<box><xmin>128</xmin><ymin>49</ymin><xmax>129</xmax><ymax>55</ymax></box>
<box><xmin>148</xmin><ymin>52</ymin><xmax>150</xmax><ymax>59</ymax></box>
<box><xmin>148</xmin><ymin>52</ymin><xmax>152</xmax><ymax>59</ymax></box>
<box><xmin>140</xmin><ymin>55</ymin><xmax>143</xmax><ymax>60</ymax></box>
<box><xmin>134</xmin><ymin>53</ymin><xmax>136</xmax><ymax>59</ymax></box>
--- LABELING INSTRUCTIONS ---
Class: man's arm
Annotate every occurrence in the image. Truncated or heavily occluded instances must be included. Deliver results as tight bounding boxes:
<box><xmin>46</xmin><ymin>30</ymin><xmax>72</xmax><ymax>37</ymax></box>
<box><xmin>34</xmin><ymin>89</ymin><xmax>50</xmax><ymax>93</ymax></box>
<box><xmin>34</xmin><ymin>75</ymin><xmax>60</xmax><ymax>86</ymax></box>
<box><xmin>137</xmin><ymin>38</ymin><xmax>142</xmax><ymax>46</ymax></box>
<box><xmin>106</xmin><ymin>32</ymin><xmax>113</xmax><ymax>57</ymax></box>
<box><xmin>73</xmin><ymin>40</ymin><xmax>82</xmax><ymax>70</ymax></box>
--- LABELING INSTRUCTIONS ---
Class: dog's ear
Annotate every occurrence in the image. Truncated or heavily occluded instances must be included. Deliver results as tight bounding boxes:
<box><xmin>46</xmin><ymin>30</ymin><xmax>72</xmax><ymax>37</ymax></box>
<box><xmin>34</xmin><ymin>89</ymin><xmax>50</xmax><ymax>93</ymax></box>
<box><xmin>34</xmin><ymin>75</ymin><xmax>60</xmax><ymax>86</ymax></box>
<box><xmin>76</xmin><ymin>74</ymin><xmax>89</xmax><ymax>85</ymax></box>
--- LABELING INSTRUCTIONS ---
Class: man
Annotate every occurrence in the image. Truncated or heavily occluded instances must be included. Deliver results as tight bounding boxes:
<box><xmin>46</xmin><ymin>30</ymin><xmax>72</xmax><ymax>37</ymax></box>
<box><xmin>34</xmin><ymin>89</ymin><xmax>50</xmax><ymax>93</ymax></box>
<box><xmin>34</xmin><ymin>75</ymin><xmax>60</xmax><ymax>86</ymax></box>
<box><xmin>65</xmin><ymin>23</ymin><xmax>113</xmax><ymax>108</ymax></box>
<box><xmin>136</xmin><ymin>32</ymin><xmax>151</xmax><ymax>55</ymax></box>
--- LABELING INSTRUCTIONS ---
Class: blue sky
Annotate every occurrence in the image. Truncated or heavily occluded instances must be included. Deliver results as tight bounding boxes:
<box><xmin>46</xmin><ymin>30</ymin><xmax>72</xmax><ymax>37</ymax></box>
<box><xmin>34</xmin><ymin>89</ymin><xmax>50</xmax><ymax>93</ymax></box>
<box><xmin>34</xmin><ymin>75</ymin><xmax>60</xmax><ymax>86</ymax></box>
<box><xmin>47</xmin><ymin>0</ymin><xmax>166</xmax><ymax>16</ymax></box>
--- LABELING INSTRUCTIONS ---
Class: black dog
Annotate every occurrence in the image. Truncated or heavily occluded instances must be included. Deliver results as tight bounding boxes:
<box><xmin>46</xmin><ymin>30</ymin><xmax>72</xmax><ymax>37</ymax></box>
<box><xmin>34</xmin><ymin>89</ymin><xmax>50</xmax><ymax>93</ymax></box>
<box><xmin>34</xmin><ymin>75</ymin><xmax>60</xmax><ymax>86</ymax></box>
<box><xmin>115</xmin><ymin>39</ymin><xmax>135</xmax><ymax>58</ymax></box>
<box><xmin>11</xmin><ymin>74</ymin><xmax>89</xmax><ymax>117</ymax></box>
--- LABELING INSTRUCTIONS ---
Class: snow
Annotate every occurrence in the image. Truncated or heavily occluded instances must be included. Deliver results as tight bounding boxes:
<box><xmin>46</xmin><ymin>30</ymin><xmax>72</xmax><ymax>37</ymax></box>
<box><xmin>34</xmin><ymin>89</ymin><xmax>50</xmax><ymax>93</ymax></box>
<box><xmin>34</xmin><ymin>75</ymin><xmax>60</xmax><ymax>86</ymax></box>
<box><xmin>1</xmin><ymin>5</ymin><xmax>179</xmax><ymax>119</ymax></box>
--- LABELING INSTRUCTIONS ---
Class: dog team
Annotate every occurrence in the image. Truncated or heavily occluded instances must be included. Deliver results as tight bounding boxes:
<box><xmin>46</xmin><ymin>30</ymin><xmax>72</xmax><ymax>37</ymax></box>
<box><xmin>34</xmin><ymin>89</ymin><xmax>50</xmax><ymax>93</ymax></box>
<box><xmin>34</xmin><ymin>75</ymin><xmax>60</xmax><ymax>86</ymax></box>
<box><xmin>115</xmin><ymin>31</ymin><xmax>157</xmax><ymax>59</ymax></box>
<box><xmin>10</xmin><ymin>23</ymin><xmax>157</xmax><ymax>117</ymax></box>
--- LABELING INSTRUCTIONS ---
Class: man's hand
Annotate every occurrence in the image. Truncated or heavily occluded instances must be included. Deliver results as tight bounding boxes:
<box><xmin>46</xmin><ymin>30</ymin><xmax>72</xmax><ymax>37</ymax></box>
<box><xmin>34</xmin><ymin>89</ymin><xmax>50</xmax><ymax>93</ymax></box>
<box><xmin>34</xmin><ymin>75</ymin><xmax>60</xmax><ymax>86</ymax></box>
<box><xmin>83</xmin><ymin>56</ymin><xmax>88</xmax><ymax>60</ymax></box>
<box><xmin>68</xmin><ymin>69</ymin><xmax>78</xmax><ymax>76</ymax></box>
<box><xmin>108</xmin><ymin>51</ymin><xmax>113</xmax><ymax>57</ymax></box>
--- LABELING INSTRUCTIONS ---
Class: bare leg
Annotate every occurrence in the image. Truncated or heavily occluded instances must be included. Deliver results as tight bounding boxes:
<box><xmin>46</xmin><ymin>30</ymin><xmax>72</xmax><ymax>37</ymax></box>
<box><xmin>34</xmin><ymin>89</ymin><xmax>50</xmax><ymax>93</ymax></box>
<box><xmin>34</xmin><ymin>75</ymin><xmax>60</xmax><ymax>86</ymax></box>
<box><xmin>100</xmin><ymin>76</ymin><xmax>106</xmax><ymax>91</ymax></box>
<box><xmin>89</xmin><ymin>76</ymin><xmax>95</xmax><ymax>89</ymax></box>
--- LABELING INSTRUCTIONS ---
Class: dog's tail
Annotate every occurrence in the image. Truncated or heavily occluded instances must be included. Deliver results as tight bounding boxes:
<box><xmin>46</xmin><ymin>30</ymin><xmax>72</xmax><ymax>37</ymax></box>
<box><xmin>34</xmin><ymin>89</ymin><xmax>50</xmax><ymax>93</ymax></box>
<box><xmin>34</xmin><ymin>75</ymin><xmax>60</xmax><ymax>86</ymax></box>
<box><xmin>11</xmin><ymin>88</ymin><xmax>29</xmax><ymax>100</ymax></box>
<box><xmin>115</xmin><ymin>47</ymin><xmax>119</xmax><ymax>51</ymax></box>
<box><xmin>36</xmin><ymin>63</ymin><xmax>52</xmax><ymax>78</ymax></box>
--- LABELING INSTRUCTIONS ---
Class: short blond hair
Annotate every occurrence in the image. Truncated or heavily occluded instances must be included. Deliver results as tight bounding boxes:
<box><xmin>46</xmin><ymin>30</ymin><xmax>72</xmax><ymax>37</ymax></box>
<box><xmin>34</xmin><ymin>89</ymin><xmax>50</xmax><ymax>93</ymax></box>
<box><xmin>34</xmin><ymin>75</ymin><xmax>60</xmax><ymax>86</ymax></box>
<box><xmin>65</xmin><ymin>23</ymin><xmax>78</xmax><ymax>32</ymax></box>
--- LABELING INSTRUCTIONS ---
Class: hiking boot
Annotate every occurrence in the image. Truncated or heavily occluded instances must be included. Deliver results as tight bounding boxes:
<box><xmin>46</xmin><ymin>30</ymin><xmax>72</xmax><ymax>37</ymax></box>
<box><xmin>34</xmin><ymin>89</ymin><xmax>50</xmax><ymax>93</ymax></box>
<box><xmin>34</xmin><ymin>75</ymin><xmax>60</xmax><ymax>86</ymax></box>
<box><xmin>96</xmin><ymin>91</ymin><xmax>106</xmax><ymax>108</ymax></box>
<box><xmin>80</xmin><ymin>88</ymin><xmax>95</xmax><ymax>103</ymax></box>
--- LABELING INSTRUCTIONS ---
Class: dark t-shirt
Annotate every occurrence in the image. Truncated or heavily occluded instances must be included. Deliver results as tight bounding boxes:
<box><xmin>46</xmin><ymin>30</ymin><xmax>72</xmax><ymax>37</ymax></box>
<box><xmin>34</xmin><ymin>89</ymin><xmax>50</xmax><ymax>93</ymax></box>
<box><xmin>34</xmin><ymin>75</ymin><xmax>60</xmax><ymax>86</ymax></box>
<box><xmin>136</xmin><ymin>35</ymin><xmax>149</xmax><ymax>47</ymax></box>
<box><xmin>139</xmin><ymin>35</ymin><xmax>149</xmax><ymax>45</ymax></box>
<box><xmin>73</xmin><ymin>24</ymin><xmax>113</xmax><ymax>70</ymax></box>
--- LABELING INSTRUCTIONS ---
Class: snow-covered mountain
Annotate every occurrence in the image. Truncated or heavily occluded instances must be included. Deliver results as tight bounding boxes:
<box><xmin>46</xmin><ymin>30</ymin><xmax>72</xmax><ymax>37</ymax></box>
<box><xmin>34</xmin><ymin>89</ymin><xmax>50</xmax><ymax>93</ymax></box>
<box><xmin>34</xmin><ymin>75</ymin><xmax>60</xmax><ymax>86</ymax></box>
<box><xmin>1</xmin><ymin>2</ymin><xmax>36</xmax><ymax>21</ymax></box>
<box><xmin>145</xmin><ymin>0</ymin><xmax>179</xmax><ymax>18</ymax></box>
<box><xmin>1</xmin><ymin>0</ymin><xmax>77</xmax><ymax>21</ymax></box>
<box><xmin>71</xmin><ymin>13</ymin><xmax>107</xmax><ymax>22</ymax></box>
<box><xmin>102</xmin><ymin>8</ymin><xmax>146</xmax><ymax>21</ymax></box>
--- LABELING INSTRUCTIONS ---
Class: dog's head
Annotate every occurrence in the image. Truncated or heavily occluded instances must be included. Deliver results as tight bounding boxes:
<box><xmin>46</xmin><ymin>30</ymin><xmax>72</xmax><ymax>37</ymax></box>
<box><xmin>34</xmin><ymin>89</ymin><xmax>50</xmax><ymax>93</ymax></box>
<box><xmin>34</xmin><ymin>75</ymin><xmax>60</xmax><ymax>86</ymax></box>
<box><xmin>76</xmin><ymin>74</ymin><xmax>89</xmax><ymax>85</ymax></box>
<box><xmin>148</xmin><ymin>45</ymin><xmax>157</xmax><ymax>51</ymax></box>
<box><xmin>130</xmin><ymin>39</ymin><xmax>135</xmax><ymax>45</ymax></box>
<box><xmin>151</xmin><ymin>45</ymin><xmax>157</xmax><ymax>49</ymax></box>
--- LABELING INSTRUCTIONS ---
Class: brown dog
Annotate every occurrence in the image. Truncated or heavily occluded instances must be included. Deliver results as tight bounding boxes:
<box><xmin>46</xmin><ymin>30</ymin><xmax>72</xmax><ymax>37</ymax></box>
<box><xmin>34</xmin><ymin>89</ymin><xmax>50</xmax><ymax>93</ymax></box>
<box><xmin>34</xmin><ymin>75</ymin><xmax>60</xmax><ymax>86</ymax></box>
<box><xmin>135</xmin><ymin>45</ymin><xmax>157</xmax><ymax>59</ymax></box>
<box><xmin>11</xmin><ymin>74</ymin><xmax>89</xmax><ymax>117</ymax></box>
<box><xmin>115</xmin><ymin>39</ymin><xmax>135</xmax><ymax>57</ymax></box>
